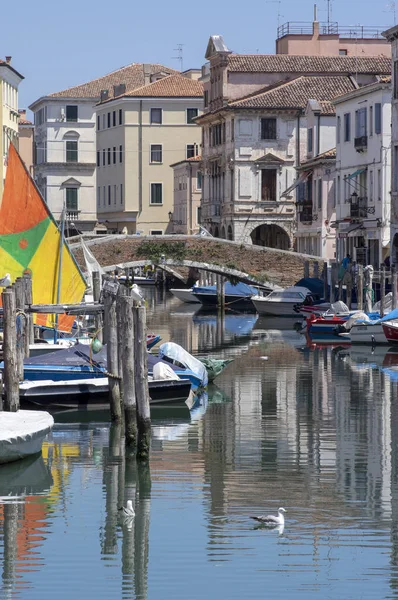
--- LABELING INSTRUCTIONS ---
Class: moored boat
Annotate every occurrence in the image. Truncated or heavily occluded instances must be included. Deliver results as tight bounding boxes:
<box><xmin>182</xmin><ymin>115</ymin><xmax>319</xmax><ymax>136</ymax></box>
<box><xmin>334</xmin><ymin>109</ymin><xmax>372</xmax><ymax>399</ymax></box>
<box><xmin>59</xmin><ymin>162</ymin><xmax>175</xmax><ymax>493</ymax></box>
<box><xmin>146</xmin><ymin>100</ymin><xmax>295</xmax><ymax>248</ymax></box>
<box><xmin>192</xmin><ymin>282</ymin><xmax>262</xmax><ymax>311</ymax></box>
<box><xmin>0</xmin><ymin>410</ymin><xmax>54</xmax><ymax>464</ymax></box>
<box><xmin>170</xmin><ymin>288</ymin><xmax>201</xmax><ymax>304</ymax></box>
<box><xmin>252</xmin><ymin>286</ymin><xmax>327</xmax><ymax>317</ymax></box>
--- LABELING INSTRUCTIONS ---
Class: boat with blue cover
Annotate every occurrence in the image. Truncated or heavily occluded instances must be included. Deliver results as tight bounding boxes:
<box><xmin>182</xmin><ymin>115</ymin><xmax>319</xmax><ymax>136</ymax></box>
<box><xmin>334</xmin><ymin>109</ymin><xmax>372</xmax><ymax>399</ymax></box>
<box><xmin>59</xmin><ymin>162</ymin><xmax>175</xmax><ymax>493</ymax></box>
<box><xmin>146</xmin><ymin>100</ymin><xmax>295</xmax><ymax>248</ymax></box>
<box><xmin>192</xmin><ymin>281</ymin><xmax>261</xmax><ymax>311</ymax></box>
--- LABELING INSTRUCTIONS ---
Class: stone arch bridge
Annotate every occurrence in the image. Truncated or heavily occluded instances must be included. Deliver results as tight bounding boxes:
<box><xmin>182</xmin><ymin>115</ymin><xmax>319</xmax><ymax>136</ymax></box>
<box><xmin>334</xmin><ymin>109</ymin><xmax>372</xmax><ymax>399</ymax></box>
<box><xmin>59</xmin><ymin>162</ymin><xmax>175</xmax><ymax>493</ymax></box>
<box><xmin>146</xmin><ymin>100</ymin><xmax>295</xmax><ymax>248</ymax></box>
<box><xmin>70</xmin><ymin>234</ymin><xmax>319</xmax><ymax>289</ymax></box>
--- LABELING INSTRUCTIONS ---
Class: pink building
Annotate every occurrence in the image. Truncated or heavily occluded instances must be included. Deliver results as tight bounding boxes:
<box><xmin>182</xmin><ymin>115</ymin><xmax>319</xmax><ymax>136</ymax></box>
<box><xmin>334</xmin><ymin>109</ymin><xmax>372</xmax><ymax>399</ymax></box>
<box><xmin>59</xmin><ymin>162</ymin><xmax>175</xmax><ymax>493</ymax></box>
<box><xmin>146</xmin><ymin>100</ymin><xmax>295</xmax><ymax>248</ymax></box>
<box><xmin>18</xmin><ymin>109</ymin><xmax>34</xmax><ymax>176</ymax></box>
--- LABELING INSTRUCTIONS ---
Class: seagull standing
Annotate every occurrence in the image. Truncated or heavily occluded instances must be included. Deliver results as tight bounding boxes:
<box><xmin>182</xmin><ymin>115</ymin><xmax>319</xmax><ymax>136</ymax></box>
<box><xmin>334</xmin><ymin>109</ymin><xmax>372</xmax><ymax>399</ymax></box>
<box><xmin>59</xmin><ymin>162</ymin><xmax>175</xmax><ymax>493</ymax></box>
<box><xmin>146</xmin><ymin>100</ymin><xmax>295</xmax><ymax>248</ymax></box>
<box><xmin>119</xmin><ymin>500</ymin><xmax>135</xmax><ymax>517</ymax></box>
<box><xmin>0</xmin><ymin>273</ymin><xmax>11</xmax><ymax>287</ymax></box>
<box><xmin>250</xmin><ymin>507</ymin><xmax>286</xmax><ymax>526</ymax></box>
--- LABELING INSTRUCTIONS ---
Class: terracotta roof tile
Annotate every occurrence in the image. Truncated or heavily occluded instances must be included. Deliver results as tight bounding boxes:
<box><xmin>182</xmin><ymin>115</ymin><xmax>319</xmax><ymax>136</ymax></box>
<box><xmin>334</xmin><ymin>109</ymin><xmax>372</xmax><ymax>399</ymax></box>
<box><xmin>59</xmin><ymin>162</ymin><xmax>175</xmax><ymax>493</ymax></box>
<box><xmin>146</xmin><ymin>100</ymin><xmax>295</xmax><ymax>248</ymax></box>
<box><xmin>18</xmin><ymin>119</ymin><xmax>33</xmax><ymax>125</ymax></box>
<box><xmin>300</xmin><ymin>147</ymin><xmax>336</xmax><ymax>167</ymax></box>
<box><xmin>229</xmin><ymin>76</ymin><xmax>357</xmax><ymax>109</ymax></box>
<box><xmin>227</xmin><ymin>54</ymin><xmax>391</xmax><ymax>74</ymax></box>
<box><xmin>48</xmin><ymin>63</ymin><xmax>179</xmax><ymax>99</ymax></box>
<box><xmin>170</xmin><ymin>154</ymin><xmax>202</xmax><ymax>168</ymax></box>
<box><xmin>379</xmin><ymin>75</ymin><xmax>392</xmax><ymax>83</ymax></box>
<box><xmin>319</xmin><ymin>100</ymin><xmax>336</xmax><ymax>115</ymax></box>
<box><xmin>186</xmin><ymin>154</ymin><xmax>202</xmax><ymax>161</ymax></box>
<box><xmin>123</xmin><ymin>74</ymin><xmax>203</xmax><ymax>98</ymax></box>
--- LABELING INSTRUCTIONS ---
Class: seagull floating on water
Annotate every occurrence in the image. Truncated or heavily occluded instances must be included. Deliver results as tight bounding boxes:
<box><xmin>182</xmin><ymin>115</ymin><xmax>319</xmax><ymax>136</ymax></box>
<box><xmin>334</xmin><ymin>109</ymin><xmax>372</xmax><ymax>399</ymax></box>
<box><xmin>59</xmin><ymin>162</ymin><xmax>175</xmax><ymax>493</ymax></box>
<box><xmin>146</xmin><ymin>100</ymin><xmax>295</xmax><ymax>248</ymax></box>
<box><xmin>250</xmin><ymin>507</ymin><xmax>286</xmax><ymax>526</ymax></box>
<box><xmin>118</xmin><ymin>500</ymin><xmax>135</xmax><ymax>517</ymax></box>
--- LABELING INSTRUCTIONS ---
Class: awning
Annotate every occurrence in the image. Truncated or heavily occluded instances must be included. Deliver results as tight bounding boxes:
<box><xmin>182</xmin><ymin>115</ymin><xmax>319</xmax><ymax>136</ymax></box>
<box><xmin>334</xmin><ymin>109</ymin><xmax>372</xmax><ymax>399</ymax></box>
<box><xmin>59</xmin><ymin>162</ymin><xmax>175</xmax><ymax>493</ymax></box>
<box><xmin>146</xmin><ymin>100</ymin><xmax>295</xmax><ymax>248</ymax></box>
<box><xmin>348</xmin><ymin>168</ymin><xmax>367</xmax><ymax>179</ymax></box>
<box><xmin>281</xmin><ymin>171</ymin><xmax>310</xmax><ymax>198</ymax></box>
<box><xmin>338</xmin><ymin>223</ymin><xmax>364</xmax><ymax>238</ymax></box>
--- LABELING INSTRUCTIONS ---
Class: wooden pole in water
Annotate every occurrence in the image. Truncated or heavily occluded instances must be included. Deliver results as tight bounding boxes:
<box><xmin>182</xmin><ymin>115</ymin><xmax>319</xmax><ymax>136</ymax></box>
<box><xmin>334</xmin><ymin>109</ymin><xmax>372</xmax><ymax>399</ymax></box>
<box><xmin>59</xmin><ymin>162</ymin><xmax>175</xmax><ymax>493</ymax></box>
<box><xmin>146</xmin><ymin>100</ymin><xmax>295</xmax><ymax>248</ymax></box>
<box><xmin>119</xmin><ymin>295</ymin><xmax>137</xmax><ymax>448</ymax></box>
<box><xmin>23</xmin><ymin>272</ymin><xmax>34</xmax><ymax>353</ymax></box>
<box><xmin>116</xmin><ymin>285</ymin><xmax>128</xmax><ymax>399</ymax></box>
<box><xmin>322</xmin><ymin>261</ymin><xmax>328</xmax><ymax>300</ymax></box>
<box><xmin>103</xmin><ymin>290</ymin><xmax>122</xmax><ymax>423</ymax></box>
<box><xmin>392</xmin><ymin>265</ymin><xmax>397</xmax><ymax>310</ymax></box>
<box><xmin>313</xmin><ymin>261</ymin><xmax>319</xmax><ymax>278</ymax></box>
<box><xmin>304</xmin><ymin>260</ymin><xmax>310</xmax><ymax>278</ymax></box>
<box><xmin>380</xmin><ymin>265</ymin><xmax>386</xmax><ymax>317</ymax></box>
<box><xmin>13</xmin><ymin>278</ymin><xmax>25</xmax><ymax>383</ymax></box>
<box><xmin>2</xmin><ymin>287</ymin><xmax>19</xmax><ymax>411</ymax></box>
<box><xmin>92</xmin><ymin>271</ymin><xmax>103</xmax><ymax>344</ymax></box>
<box><xmin>357</xmin><ymin>264</ymin><xmax>363</xmax><ymax>311</ymax></box>
<box><xmin>134</xmin><ymin>305</ymin><xmax>151</xmax><ymax>460</ymax></box>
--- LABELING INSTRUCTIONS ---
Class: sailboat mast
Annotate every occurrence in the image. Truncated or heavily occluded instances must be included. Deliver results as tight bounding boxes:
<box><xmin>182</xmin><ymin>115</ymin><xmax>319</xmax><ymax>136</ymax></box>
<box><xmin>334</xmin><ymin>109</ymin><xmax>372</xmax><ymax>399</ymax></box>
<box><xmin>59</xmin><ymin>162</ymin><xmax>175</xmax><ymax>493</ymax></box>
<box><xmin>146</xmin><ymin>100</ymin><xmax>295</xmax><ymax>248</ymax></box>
<box><xmin>54</xmin><ymin>206</ymin><xmax>66</xmax><ymax>342</ymax></box>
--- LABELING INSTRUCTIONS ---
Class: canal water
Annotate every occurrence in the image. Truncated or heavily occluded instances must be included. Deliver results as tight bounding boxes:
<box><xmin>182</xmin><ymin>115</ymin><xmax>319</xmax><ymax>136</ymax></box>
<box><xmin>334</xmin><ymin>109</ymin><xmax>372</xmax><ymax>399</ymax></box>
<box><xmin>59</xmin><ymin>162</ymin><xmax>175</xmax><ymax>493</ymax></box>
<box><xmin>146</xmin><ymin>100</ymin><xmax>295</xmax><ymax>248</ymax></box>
<box><xmin>1</xmin><ymin>288</ymin><xmax>398</xmax><ymax>599</ymax></box>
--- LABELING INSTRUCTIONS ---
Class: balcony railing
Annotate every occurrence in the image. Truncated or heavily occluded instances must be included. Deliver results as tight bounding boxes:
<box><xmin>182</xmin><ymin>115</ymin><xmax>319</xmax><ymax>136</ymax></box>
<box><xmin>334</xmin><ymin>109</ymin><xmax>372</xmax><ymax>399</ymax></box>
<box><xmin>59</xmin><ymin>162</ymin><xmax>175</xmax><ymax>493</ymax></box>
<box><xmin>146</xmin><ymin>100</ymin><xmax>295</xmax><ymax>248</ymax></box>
<box><xmin>66</xmin><ymin>210</ymin><xmax>80</xmax><ymax>221</ymax></box>
<box><xmin>354</xmin><ymin>135</ymin><xmax>368</xmax><ymax>151</ymax></box>
<box><xmin>277</xmin><ymin>22</ymin><xmax>387</xmax><ymax>39</ymax></box>
<box><xmin>350</xmin><ymin>197</ymin><xmax>375</xmax><ymax>219</ymax></box>
<box><xmin>299</xmin><ymin>211</ymin><xmax>313</xmax><ymax>223</ymax></box>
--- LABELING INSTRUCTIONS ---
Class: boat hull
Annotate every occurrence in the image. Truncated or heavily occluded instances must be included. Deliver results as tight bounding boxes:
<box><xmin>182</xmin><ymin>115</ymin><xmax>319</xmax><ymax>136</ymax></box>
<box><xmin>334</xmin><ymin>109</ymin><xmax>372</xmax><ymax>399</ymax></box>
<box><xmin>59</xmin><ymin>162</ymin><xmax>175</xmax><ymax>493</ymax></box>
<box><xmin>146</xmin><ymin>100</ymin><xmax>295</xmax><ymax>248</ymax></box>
<box><xmin>20</xmin><ymin>378</ymin><xmax>192</xmax><ymax>408</ymax></box>
<box><xmin>170</xmin><ymin>289</ymin><xmax>201</xmax><ymax>304</ymax></box>
<box><xmin>0</xmin><ymin>410</ymin><xmax>54</xmax><ymax>464</ymax></box>
<box><xmin>193</xmin><ymin>293</ymin><xmax>255</xmax><ymax>311</ymax></box>
<box><xmin>252</xmin><ymin>298</ymin><xmax>302</xmax><ymax>317</ymax></box>
<box><xmin>348</xmin><ymin>323</ymin><xmax>387</xmax><ymax>344</ymax></box>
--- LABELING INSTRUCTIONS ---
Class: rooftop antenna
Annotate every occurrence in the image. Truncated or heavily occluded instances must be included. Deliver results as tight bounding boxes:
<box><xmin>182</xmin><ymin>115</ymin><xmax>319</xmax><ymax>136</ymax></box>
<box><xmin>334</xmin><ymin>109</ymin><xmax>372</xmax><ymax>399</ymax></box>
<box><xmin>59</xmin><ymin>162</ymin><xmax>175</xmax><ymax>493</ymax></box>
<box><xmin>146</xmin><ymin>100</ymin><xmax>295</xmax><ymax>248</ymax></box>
<box><xmin>266</xmin><ymin>0</ymin><xmax>283</xmax><ymax>30</ymax></box>
<box><xmin>384</xmin><ymin>1</ymin><xmax>397</xmax><ymax>23</ymax></box>
<box><xmin>326</xmin><ymin>0</ymin><xmax>333</xmax><ymax>25</ymax></box>
<box><xmin>172</xmin><ymin>44</ymin><xmax>184</xmax><ymax>72</ymax></box>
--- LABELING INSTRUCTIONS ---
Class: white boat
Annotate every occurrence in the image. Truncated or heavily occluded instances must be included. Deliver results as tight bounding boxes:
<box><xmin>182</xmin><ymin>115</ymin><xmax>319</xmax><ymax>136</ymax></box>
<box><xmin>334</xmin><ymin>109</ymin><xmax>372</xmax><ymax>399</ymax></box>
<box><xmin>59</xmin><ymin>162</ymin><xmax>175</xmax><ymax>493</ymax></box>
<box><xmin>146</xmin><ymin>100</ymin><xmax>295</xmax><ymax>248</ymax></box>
<box><xmin>344</xmin><ymin>322</ymin><xmax>387</xmax><ymax>344</ymax></box>
<box><xmin>170</xmin><ymin>288</ymin><xmax>201</xmax><ymax>304</ymax></box>
<box><xmin>251</xmin><ymin>286</ymin><xmax>315</xmax><ymax>317</ymax></box>
<box><xmin>0</xmin><ymin>410</ymin><xmax>54</xmax><ymax>464</ymax></box>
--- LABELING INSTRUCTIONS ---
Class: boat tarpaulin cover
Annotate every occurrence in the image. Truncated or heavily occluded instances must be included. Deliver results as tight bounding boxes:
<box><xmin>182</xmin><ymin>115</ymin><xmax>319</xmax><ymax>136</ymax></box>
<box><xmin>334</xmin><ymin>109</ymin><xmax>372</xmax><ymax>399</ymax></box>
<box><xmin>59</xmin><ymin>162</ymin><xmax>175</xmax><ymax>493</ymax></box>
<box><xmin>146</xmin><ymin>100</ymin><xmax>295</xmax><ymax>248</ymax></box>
<box><xmin>0</xmin><ymin>144</ymin><xmax>86</xmax><ymax>331</ymax></box>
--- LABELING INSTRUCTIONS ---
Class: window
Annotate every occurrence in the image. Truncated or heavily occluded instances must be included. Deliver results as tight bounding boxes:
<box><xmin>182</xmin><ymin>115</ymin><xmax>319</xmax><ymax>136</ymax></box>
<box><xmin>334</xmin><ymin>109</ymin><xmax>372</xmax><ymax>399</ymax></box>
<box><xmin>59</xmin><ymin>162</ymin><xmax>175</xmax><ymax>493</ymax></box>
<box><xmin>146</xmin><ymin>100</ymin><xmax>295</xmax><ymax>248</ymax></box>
<box><xmin>119</xmin><ymin>109</ymin><xmax>123</xmax><ymax>125</ymax></box>
<box><xmin>375</xmin><ymin>103</ymin><xmax>382</xmax><ymax>134</ymax></box>
<box><xmin>107</xmin><ymin>148</ymin><xmax>111</xmax><ymax>165</ymax></box>
<box><xmin>369</xmin><ymin>170</ymin><xmax>374</xmax><ymax>202</ymax></box>
<box><xmin>113</xmin><ymin>111</ymin><xmax>116</xmax><ymax>127</ymax></box>
<box><xmin>204</xmin><ymin>90</ymin><xmax>209</xmax><ymax>108</ymax></box>
<box><xmin>102</xmin><ymin>114</ymin><xmax>106</xmax><ymax>129</ymax></box>
<box><xmin>120</xmin><ymin>183</ymin><xmax>123</xmax><ymax>204</ymax></box>
<box><xmin>150</xmin><ymin>144</ymin><xmax>162</xmax><ymax>163</ymax></box>
<box><xmin>113</xmin><ymin>147</ymin><xmax>116</xmax><ymax>164</ymax></box>
<box><xmin>107</xmin><ymin>113</ymin><xmax>111</xmax><ymax>128</ymax></box>
<box><xmin>114</xmin><ymin>184</ymin><xmax>117</xmax><ymax>204</ymax></box>
<box><xmin>119</xmin><ymin>145</ymin><xmax>123</xmax><ymax>163</ymax></box>
<box><xmin>394</xmin><ymin>146</ymin><xmax>398</xmax><ymax>192</ymax></box>
<box><xmin>378</xmin><ymin>169</ymin><xmax>382</xmax><ymax>201</ymax></box>
<box><xmin>97</xmin><ymin>187</ymin><xmax>100</xmax><ymax>207</ymax></box>
<box><xmin>369</xmin><ymin>106</ymin><xmax>373</xmax><ymax>137</ymax></box>
<box><xmin>66</xmin><ymin>140</ymin><xmax>78</xmax><ymax>162</ymax></box>
<box><xmin>355</xmin><ymin>107</ymin><xmax>367</xmax><ymax>137</ymax></box>
<box><xmin>339</xmin><ymin>49</ymin><xmax>348</xmax><ymax>55</ymax></box>
<box><xmin>186</xmin><ymin>144</ymin><xmax>198</xmax><ymax>159</ymax></box>
<box><xmin>337</xmin><ymin>116</ymin><xmax>341</xmax><ymax>144</ymax></box>
<box><xmin>96</xmin><ymin>151</ymin><xmax>100</xmax><ymax>166</ymax></box>
<box><xmin>103</xmin><ymin>186</ymin><xmax>105</xmax><ymax>206</ymax></box>
<box><xmin>108</xmin><ymin>185</ymin><xmax>111</xmax><ymax>205</ymax></box>
<box><xmin>150</xmin><ymin>230</ymin><xmax>163</xmax><ymax>235</ymax></box>
<box><xmin>261</xmin><ymin>118</ymin><xmax>277</xmax><ymax>140</ymax></box>
<box><xmin>318</xmin><ymin>179</ymin><xmax>322</xmax><ymax>210</ymax></box>
<box><xmin>102</xmin><ymin>149</ymin><xmax>106</xmax><ymax>166</ymax></box>
<box><xmin>344</xmin><ymin>175</ymin><xmax>348</xmax><ymax>201</ymax></box>
<box><xmin>150</xmin><ymin>108</ymin><xmax>162</xmax><ymax>124</ymax></box>
<box><xmin>66</xmin><ymin>105</ymin><xmax>78</xmax><ymax>122</ymax></box>
<box><xmin>395</xmin><ymin>61</ymin><xmax>398</xmax><ymax>99</ymax></box>
<box><xmin>97</xmin><ymin>115</ymin><xmax>100</xmax><ymax>130</ymax></box>
<box><xmin>261</xmin><ymin>169</ymin><xmax>277</xmax><ymax>201</ymax></box>
<box><xmin>337</xmin><ymin>175</ymin><xmax>340</xmax><ymax>205</ymax></box>
<box><xmin>344</xmin><ymin>113</ymin><xmax>351</xmax><ymax>142</ymax></box>
<box><xmin>65</xmin><ymin>188</ymin><xmax>78</xmax><ymax>211</ymax></box>
<box><xmin>307</xmin><ymin>128</ymin><xmax>313</xmax><ymax>153</ymax></box>
<box><xmin>150</xmin><ymin>183</ymin><xmax>162</xmax><ymax>204</ymax></box>
<box><xmin>187</xmin><ymin>108</ymin><xmax>198</xmax><ymax>124</ymax></box>
<box><xmin>231</xmin><ymin>118</ymin><xmax>235</xmax><ymax>141</ymax></box>
<box><xmin>196</xmin><ymin>171</ymin><xmax>202</xmax><ymax>190</ymax></box>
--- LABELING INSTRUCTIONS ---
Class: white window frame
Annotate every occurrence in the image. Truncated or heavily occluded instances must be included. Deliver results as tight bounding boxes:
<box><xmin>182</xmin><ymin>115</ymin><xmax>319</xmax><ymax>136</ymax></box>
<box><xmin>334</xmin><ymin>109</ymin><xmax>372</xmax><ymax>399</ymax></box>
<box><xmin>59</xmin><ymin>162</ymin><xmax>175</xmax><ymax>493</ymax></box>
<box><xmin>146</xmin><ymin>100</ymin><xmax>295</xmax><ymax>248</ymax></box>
<box><xmin>186</xmin><ymin>108</ymin><xmax>198</xmax><ymax>124</ymax></box>
<box><xmin>186</xmin><ymin>144</ymin><xmax>198</xmax><ymax>159</ymax></box>
<box><xmin>150</xmin><ymin>182</ymin><xmax>163</xmax><ymax>205</ymax></box>
<box><xmin>150</xmin><ymin>144</ymin><xmax>163</xmax><ymax>164</ymax></box>
<box><xmin>150</xmin><ymin>108</ymin><xmax>162</xmax><ymax>125</ymax></box>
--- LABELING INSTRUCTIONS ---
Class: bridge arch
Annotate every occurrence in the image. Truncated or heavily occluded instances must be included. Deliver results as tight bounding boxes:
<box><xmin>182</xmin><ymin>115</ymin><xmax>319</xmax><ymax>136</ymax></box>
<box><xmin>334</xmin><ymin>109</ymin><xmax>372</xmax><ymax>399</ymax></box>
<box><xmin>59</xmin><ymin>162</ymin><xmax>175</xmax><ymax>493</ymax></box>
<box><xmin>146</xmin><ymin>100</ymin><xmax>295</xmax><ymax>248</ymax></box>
<box><xmin>249</xmin><ymin>223</ymin><xmax>291</xmax><ymax>250</ymax></box>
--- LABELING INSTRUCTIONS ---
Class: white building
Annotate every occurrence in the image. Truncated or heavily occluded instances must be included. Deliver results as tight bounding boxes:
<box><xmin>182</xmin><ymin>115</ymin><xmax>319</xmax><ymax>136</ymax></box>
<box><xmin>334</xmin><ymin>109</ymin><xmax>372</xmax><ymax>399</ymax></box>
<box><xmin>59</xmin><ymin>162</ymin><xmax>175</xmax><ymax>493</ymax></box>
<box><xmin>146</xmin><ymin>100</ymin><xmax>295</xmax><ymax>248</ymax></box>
<box><xmin>333</xmin><ymin>79</ymin><xmax>392</xmax><ymax>267</ymax></box>
<box><xmin>0</xmin><ymin>57</ymin><xmax>23</xmax><ymax>198</ymax></box>
<box><xmin>198</xmin><ymin>35</ymin><xmax>390</xmax><ymax>249</ymax></box>
<box><xmin>294</xmin><ymin>99</ymin><xmax>336</xmax><ymax>259</ymax></box>
<box><xmin>382</xmin><ymin>26</ymin><xmax>398</xmax><ymax>264</ymax></box>
<box><xmin>29</xmin><ymin>63</ymin><xmax>177</xmax><ymax>233</ymax></box>
<box><xmin>170</xmin><ymin>155</ymin><xmax>202</xmax><ymax>235</ymax></box>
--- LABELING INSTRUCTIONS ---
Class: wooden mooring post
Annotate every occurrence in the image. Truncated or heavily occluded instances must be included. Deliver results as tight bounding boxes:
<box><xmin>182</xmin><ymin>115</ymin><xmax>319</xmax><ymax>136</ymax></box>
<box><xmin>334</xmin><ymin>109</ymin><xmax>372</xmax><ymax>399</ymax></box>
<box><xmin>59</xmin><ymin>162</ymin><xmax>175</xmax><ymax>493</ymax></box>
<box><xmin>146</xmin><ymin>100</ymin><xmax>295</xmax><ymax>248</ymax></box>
<box><xmin>2</xmin><ymin>287</ymin><xmax>19</xmax><ymax>411</ymax></box>
<box><xmin>103</xmin><ymin>280</ymin><xmax>122</xmax><ymax>423</ymax></box>
<box><xmin>13</xmin><ymin>277</ymin><xmax>25</xmax><ymax>382</ymax></box>
<box><xmin>216</xmin><ymin>275</ymin><xmax>225</xmax><ymax>311</ymax></box>
<box><xmin>322</xmin><ymin>261</ymin><xmax>328</xmax><ymax>301</ymax></box>
<box><xmin>313</xmin><ymin>261</ymin><xmax>319</xmax><ymax>278</ymax></box>
<box><xmin>392</xmin><ymin>265</ymin><xmax>398</xmax><ymax>310</ymax></box>
<box><xmin>304</xmin><ymin>261</ymin><xmax>310</xmax><ymax>279</ymax></box>
<box><xmin>118</xmin><ymin>294</ymin><xmax>137</xmax><ymax>448</ymax></box>
<box><xmin>134</xmin><ymin>305</ymin><xmax>151</xmax><ymax>460</ymax></box>
<box><xmin>23</xmin><ymin>272</ymin><xmax>34</xmax><ymax>355</ymax></box>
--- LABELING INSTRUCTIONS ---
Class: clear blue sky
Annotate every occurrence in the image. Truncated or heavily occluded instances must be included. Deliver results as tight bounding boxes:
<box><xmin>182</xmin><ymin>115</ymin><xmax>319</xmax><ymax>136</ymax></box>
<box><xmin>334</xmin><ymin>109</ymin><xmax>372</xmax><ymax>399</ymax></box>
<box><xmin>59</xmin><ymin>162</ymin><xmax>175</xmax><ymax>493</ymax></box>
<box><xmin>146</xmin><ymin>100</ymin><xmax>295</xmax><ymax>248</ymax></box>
<box><xmin>2</xmin><ymin>0</ymin><xmax>395</xmax><ymax>111</ymax></box>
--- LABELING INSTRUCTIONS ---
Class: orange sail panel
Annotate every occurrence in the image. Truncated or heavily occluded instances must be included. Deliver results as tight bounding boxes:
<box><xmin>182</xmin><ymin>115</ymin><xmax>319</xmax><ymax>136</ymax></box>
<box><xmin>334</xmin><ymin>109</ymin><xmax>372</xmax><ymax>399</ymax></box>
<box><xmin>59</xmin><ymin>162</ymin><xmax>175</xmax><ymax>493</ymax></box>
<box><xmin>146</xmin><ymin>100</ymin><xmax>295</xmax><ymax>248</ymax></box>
<box><xmin>0</xmin><ymin>144</ymin><xmax>86</xmax><ymax>331</ymax></box>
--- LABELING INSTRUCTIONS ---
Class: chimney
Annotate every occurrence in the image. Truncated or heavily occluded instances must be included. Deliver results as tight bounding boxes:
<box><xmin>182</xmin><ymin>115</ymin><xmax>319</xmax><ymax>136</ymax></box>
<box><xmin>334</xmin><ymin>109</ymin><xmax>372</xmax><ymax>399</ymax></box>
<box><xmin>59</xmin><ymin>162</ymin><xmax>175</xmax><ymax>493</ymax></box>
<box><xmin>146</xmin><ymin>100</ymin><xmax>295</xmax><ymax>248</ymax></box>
<box><xmin>100</xmin><ymin>89</ymin><xmax>109</xmax><ymax>103</ymax></box>
<box><xmin>5</xmin><ymin>56</ymin><xmax>11</xmax><ymax>64</ymax></box>
<box><xmin>143</xmin><ymin>64</ymin><xmax>152</xmax><ymax>86</ymax></box>
<box><xmin>18</xmin><ymin>109</ymin><xmax>26</xmax><ymax>119</ymax></box>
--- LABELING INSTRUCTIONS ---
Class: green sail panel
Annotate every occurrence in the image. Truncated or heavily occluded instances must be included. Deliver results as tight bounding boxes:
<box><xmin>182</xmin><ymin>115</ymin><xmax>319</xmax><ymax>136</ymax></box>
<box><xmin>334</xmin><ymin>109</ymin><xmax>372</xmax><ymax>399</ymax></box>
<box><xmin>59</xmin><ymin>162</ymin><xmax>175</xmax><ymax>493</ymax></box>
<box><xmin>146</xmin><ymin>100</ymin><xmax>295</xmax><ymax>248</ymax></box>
<box><xmin>0</xmin><ymin>217</ymin><xmax>51</xmax><ymax>269</ymax></box>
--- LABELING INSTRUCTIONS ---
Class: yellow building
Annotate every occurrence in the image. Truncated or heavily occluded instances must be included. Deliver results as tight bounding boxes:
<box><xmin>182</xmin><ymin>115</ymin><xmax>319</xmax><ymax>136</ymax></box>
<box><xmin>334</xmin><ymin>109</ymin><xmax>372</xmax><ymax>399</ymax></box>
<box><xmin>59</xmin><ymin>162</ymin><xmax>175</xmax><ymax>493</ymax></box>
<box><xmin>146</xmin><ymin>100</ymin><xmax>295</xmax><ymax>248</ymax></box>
<box><xmin>0</xmin><ymin>57</ymin><xmax>23</xmax><ymax>199</ymax></box>
<box><xmin>96</xmin><ymin>73</ymin><xmax>203</xmax><ymax>234</ymax></box>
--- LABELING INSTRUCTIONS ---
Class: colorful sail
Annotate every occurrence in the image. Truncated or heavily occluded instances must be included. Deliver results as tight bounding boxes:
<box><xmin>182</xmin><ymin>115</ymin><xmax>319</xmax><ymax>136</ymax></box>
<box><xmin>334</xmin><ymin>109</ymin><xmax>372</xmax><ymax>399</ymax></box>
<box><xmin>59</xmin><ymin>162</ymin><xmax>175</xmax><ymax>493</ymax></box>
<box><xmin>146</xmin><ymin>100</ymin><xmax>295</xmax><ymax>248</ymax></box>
<box><xmin>0</xmin><ymin>144</ymin><xmax>86</xmax><ymax>331</ymax></box>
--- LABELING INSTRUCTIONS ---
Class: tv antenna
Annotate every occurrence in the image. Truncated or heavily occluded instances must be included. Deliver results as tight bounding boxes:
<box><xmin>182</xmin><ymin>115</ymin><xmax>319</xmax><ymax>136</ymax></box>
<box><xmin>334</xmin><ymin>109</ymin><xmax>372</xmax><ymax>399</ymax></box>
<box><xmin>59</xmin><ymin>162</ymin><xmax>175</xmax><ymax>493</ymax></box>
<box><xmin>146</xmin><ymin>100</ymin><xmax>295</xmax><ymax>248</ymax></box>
<box><xmin>384</xmin><ymin>1</ymin><xmax>397</xmax><ymax>23</ymax></box>
<box><xmin>326</xmin><ymin>0</ymin><xmax>333</xmax><ymax>25</ymax></box>
<box><xmin>172</xmin><ymin>44</ymin><xmax>184</xmax><ymax>72</ymax></box>
<box><xmin>266</xmin><ymin>0</ymin><xmax>283</xmax><ymax>30</ymax></box>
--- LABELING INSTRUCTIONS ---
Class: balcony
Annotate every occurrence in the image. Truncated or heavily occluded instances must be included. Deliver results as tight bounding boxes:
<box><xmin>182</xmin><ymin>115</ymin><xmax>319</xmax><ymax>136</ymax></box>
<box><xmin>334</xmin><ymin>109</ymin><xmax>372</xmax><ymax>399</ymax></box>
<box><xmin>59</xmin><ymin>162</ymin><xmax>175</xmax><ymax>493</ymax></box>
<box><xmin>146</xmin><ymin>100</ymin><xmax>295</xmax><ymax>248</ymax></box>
<box><xmin>354</xmin><ymin>136</ymin><xmax>368</xmax><ymax>152</ymax></box>
<box><xmin>349</xmin><ymin>196</ymin><xmax>375</xmax><ymax>220</ymax></box>
<box><xmin>66</xmin><ymin>210</ymin><xmax>80</xmax><ymax>221</ymax></box>
<box><xmin>299</xmin><ymin>211</ymin><xmax>313</xmax><ymax>223</ymax></box>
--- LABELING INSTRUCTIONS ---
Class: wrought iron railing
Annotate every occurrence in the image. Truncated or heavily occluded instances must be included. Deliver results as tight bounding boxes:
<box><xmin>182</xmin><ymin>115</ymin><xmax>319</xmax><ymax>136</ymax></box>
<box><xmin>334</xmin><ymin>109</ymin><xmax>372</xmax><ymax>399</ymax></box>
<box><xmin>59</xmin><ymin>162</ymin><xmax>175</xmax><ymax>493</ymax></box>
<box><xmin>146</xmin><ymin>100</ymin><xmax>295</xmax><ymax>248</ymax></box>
<box><xmin>277</xmin><ymin>22</ymin><xmax>387</xmax><ymax>40</ymax></box>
